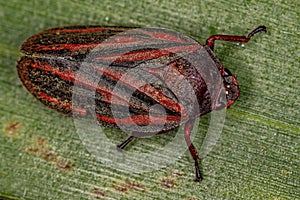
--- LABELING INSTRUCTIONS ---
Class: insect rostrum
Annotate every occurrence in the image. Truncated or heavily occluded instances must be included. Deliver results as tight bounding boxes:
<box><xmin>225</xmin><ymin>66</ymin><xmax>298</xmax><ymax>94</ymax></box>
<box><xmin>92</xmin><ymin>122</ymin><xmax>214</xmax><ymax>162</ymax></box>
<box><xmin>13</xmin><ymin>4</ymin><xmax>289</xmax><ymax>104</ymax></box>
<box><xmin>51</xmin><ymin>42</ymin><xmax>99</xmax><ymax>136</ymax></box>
<box><xmin>17</xmin><ymin>25</ymin><xmax>267</xmax><ymax>181</ymax></box>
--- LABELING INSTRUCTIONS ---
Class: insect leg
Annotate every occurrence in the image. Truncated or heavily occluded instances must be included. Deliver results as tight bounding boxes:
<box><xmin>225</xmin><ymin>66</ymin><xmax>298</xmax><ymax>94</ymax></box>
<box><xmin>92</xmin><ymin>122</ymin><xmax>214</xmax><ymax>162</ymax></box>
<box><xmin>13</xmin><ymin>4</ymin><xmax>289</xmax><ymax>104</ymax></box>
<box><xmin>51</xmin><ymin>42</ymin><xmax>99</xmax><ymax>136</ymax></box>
<box><xmin>184</xmin><ymin>119</ymin><xmax>203</xmax><ymax>182</ymax></box>
<box><xmin>117</xmin><ymin>136</ymin><xmax>135</xmax><ymax>150</ymax></box>
<box><xmin>206</xmin><ymin>25</ymin><xmax>267</xmax><ymax>50</ymax></box>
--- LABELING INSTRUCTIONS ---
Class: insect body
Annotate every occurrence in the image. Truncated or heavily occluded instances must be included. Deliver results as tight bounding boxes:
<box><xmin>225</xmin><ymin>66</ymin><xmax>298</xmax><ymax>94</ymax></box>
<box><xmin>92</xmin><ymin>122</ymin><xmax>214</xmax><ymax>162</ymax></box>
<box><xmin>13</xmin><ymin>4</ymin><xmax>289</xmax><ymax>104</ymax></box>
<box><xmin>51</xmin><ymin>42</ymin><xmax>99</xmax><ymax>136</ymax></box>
<box><xmin>17</xmin><ymin>25</ymin><xmax>266</xmax><ymax>181</ymax></box>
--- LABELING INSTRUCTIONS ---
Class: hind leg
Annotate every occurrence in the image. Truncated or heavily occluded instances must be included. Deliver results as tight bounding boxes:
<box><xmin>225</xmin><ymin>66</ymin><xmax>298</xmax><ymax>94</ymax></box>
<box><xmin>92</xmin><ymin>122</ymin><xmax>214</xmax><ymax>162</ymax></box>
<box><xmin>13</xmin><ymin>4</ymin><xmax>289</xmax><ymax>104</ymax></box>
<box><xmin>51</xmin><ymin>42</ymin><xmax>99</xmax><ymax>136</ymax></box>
<box><xmin>184</xmin><ymin>119</ymin><xmax>203</xmax><ymax>182</ymax></box>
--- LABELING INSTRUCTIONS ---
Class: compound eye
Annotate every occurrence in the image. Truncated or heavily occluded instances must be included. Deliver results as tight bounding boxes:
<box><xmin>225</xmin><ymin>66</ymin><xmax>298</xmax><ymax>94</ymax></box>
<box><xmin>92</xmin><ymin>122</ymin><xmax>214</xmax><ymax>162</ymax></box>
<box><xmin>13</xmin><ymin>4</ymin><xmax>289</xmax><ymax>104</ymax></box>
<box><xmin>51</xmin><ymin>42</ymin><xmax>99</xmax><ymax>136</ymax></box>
<box><xmin>224</xmin><ymin>68</ymin><xmax>232</xmax><ymax>77</ymax></box>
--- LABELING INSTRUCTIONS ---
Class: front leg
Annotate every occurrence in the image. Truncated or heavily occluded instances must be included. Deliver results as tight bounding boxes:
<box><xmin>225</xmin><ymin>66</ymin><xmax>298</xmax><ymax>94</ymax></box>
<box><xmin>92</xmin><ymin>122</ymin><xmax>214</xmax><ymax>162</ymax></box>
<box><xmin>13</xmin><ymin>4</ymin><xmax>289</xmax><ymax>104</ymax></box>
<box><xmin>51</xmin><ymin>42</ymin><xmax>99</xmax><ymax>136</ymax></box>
<box><xmin>117</xmin><ymin>135</ymin><xmax>135</xmax><ymax>150</ymax></box>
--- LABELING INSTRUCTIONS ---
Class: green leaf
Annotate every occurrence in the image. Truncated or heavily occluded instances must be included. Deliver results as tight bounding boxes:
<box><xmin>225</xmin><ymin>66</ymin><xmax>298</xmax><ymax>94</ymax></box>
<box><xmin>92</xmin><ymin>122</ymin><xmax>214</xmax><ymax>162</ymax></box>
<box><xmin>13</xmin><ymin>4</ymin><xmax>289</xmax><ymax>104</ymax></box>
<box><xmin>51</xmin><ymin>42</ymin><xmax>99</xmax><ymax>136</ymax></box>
<box><xmin>1</xmin><ymin>0</ymin><xmax>299</xmax><ymax>199</ymax></box>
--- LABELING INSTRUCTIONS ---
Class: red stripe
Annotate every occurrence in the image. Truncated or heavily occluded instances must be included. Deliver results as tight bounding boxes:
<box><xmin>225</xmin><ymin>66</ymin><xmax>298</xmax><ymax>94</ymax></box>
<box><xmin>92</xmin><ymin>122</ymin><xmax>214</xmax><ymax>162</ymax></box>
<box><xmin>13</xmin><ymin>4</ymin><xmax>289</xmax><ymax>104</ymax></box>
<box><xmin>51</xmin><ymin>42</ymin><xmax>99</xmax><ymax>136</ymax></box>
<box><xmin>93</xmin><ymin>67</ymin><xmax>187</xmax><ymax>116</ymax></box>
<box><xmin>33</xmin><ymin>36</ymin><xmax>147</xmax><ymax>52</ymax></box>
<box><xmin>140</xmin><ymin>29</ymin><xmax>186</xmax><ymax>43</ymax></box>
<box><xmin>35</xmin><ymin>43</ymin><xmax>99</xmax><ymax>52</ymax></box>
<box><xmin>97</xmin><ymin>114</ymin><xmax>182</xmax><ymax>125</ymax></box>
<box><xmin>30</xmin><ymin>60</ymin><xmax>150</xmax><ymax>112</ymax></box>
<box><xmin>108</xmin><ymin>36</ymin><xmax>143</xmax><ymax>43</ymax></box>
<box><xmin>100</xmin><ymin>35</ymin><xmax>147</xmax><ymax>46</ymax></box>
<box><xmin>39</xmin><ymin>91</ymin><xmax>183</xmax><ymax>125</ymax></box>
<box><xmin>38</xmin><ymin>92</ymin><xmax>72</xmax><ymax>110</ymax></box>
<box><xmin>47</xmin><ymin>27</ymin><xmax>126</xmax><ymax>33</ymax></box>
<box><xmin>95</xmin><ymin>45</ymin><xmax>200</xmax><ymax>62</ymax></box>
<box><xmin>38</xmin><ymin>92</ymin><xmax>87</xmax><ymax>115</ymax></box>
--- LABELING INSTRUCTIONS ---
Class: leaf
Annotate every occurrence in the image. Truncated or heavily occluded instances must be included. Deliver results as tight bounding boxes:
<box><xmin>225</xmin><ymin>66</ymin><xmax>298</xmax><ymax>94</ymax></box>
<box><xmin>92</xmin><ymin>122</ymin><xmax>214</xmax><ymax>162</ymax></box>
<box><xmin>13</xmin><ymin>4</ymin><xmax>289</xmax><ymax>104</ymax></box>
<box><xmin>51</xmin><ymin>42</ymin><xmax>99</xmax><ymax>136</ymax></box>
<box><xmin>0</xmin><ymin>0</ymin><xmax>299</xmax><ymax>199</ymax></box>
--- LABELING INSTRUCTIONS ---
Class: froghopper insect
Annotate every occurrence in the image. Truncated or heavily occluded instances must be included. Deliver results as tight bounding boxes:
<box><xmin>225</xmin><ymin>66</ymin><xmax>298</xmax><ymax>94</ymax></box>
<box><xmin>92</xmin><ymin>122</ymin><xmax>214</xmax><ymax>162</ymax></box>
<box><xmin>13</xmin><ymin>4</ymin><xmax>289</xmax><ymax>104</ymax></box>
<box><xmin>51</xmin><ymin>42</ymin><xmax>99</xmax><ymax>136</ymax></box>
<box><xmin>17</xmin><ymin>25</ymin><xmax>267</xmax><ymax>181</ymax></box>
